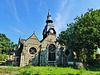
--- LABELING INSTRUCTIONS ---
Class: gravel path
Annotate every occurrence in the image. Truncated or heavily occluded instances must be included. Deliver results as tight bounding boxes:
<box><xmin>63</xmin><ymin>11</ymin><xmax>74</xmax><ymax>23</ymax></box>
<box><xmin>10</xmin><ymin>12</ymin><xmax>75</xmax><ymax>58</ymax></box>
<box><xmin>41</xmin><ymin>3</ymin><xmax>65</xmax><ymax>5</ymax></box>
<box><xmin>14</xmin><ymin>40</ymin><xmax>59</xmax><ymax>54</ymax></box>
<box><xmin>0</xmin><ymin>66</ymin><xmax>8</xmax><ymax>68</ymax></box>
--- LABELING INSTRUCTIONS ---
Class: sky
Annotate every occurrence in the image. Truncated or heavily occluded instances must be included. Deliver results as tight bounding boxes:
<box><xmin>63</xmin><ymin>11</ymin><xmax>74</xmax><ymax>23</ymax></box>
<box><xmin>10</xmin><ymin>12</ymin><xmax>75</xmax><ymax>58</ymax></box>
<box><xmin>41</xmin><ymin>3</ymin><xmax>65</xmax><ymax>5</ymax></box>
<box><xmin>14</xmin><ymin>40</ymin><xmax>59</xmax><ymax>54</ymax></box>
<box><xmin>0</xmin><ymin>0</ymin><xmax>100</xmax><ymax>52</ymax></box>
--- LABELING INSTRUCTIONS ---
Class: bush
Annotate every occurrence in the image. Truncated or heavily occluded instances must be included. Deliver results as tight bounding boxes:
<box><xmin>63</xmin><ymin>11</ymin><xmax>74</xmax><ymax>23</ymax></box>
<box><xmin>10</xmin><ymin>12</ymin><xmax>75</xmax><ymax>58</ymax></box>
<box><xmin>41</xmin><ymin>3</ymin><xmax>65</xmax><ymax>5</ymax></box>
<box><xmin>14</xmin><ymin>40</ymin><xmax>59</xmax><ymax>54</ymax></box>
<box><xmin>96</xmin><ymin>54</ymin><xmax>100</xmax><ymax>59</ymax></box>
<box><xmin>0</xmin><ymin>54</ymin><xmax>4</xmax><ymax>60</ymax></box>
<box><xmin>3</xmin><ymin>54</ymin><xmax>8</xmax><ymax>59</ymax></box>
<box><xmin>86</xmin><ymin>58</ymin><xmax>96</xmax><ymax>66</ymax></box>
<box><xmin>0</xmin><ymin>54</ymin><xmax>8</xmax><ymax>60</ymax></box>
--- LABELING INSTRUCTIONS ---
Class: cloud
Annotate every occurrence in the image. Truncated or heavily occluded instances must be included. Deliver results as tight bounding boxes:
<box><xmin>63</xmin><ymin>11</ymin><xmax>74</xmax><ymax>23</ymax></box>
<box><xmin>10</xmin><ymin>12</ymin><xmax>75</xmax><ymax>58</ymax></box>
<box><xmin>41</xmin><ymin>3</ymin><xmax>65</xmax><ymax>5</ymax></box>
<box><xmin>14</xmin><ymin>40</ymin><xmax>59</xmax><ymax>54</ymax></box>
<box><xmin>13</xmin><ymin>28</ymin><xmax>24</xmax><ymax>34</ymax></box>
<box><xmin>6</xmin><ymin>0</ymin><xmax>24</xmax><ymax>25</ymax></box>
<box><xmin>61</xmin><ymin>0</ymin><xmax>69</xmax><ymax>10</ymax></box>
<box><xmin>54</xmin><ymin>0</ymin><xmax>70</xmax><ymax>35</ymax></box>
<box><xmin>54</xmin><ymin>0</ymin><xmax>76</xmax><ymax>36</ymax></box>
<box><xmin>23</xmin><ymin>0</ymin><xmax>29</xmax><ymax>15</ymax></box>
<box><xmin>12</xmin><ymin>0</ymin><xmax>20</xmax><ymax>22</ymax></box>
<box><xmin>37</xmin><ymin>2</ymin><xmax>43</xmax><ymax>11</ymax></box>
<box><xmin>37</xmin><ymin>0</ymin><xmax>47</xmax><ymax>12</ymax></box>
<box><xmin>54</xmin><ymin>13</ymin><xmax>65</xmax><ymax>34</ymax></box>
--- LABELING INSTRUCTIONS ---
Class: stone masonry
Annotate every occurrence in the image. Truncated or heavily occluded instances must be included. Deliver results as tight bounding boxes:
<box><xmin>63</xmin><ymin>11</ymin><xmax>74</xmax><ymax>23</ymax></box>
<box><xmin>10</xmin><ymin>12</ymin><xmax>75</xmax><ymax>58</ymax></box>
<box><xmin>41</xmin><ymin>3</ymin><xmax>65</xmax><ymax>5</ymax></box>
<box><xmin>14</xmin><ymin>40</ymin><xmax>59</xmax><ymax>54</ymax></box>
<box><xmin>13</xmin><ymin>10</ymin><xmax>74</xmax><ymax>67</ymax></box>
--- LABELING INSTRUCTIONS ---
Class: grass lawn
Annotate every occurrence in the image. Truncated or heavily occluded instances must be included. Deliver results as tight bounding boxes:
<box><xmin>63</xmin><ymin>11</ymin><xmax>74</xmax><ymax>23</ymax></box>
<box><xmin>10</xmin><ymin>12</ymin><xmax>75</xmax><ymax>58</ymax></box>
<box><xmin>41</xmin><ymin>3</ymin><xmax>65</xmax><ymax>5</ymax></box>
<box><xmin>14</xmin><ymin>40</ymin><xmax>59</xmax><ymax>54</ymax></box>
<box><xmin>0</xmin><ymin>65</ymin><xmax>100</xmax><ymax>75</ymax></box>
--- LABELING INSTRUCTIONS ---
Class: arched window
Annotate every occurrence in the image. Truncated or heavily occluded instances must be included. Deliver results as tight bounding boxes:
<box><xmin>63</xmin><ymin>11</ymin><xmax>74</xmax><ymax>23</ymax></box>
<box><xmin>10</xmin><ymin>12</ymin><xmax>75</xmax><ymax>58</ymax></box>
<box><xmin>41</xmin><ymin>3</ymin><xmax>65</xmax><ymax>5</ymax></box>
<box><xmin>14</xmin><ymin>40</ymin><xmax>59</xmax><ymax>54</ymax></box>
<box><xmin>29</xmin><ymin>47</ymin><xmax>37</xmax><ymax>54</ymax></box>
<box><xmin>48</xmin><ymin>44</ymin><xmax>56</xmax><ymax>61</ymax></box>
<box><xmin>65</xmin><ymin>50</ymin><xmax>70</xmax><ymax>56</ymax></box>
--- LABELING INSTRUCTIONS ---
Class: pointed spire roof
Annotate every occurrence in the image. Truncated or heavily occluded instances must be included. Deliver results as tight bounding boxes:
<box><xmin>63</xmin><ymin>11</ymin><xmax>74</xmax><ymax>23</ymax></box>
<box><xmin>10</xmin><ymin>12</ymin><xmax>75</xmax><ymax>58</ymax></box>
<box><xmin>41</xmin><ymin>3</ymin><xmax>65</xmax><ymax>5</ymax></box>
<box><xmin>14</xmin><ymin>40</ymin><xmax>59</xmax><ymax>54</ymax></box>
<box><xmin>46</xmin><ymin>9</ymin><xmax>53</xmax><ymax>23</ymax></box>
<box><xmin>48</xmin><ymin>9</ymin><xmax>51</xmax><ymax>16</ymax></box>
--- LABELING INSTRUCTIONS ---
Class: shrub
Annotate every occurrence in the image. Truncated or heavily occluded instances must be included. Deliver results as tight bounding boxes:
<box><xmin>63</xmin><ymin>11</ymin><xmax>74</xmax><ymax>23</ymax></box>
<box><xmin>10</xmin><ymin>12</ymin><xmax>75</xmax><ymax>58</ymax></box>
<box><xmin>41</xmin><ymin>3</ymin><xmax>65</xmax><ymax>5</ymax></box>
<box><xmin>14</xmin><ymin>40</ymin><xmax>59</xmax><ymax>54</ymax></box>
<box><xmin>0</xmin><ymin>54</ymin><xmax>8</xmax><ymax>60</ymax></box>
<box><xmin>0</xmin><ymin>54</ymin><xmax>4</xmax><ymax>60</ymax></box>
<box><xmin>3</xmin><ymin>54</ymin><xmax>8</xmax><ymax>59</ymax></box>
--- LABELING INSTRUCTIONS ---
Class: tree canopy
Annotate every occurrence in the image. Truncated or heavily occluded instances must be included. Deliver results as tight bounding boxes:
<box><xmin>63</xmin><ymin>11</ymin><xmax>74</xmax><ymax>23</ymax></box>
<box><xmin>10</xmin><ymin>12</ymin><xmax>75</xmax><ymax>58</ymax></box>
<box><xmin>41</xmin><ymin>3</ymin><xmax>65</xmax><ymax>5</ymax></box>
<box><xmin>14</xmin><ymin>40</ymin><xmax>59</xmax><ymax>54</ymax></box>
<box><xmin>57</xmin><ymin>9</ymin><xmax>100</xmax><ymax>63</ymax></box>
<box><xmin>0</xmin><ymin>33</ymin><xmax>18</xmax><ymax>54</ymax></box>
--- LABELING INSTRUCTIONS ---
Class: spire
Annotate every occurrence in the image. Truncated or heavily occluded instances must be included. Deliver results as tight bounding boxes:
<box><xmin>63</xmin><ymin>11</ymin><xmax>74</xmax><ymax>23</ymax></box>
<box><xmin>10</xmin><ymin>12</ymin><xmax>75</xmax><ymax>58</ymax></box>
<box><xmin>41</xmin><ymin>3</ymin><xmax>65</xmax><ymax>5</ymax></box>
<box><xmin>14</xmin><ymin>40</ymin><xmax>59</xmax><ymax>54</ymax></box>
<box><xmin>46</xmin><ymin>9</ymin><xmax>53</xmax><ymax>23</ymax></box>
<box><xmin>48</xmin><ymin>9</ymin><xmax>51</xmax><ymax>16</ymax></box>
<box><xmin>42</xmin><ymin>10</ymin><xmax>55</xmax><ymax>39</ymax></box>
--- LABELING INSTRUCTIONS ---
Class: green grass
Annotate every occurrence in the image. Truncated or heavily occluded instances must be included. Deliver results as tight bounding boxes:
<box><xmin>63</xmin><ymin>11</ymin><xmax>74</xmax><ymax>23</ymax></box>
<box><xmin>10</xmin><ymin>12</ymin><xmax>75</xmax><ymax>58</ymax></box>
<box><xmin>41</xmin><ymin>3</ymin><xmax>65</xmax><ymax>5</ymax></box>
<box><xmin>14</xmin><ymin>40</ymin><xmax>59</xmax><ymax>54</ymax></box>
<box><xmin>0</xmin><ymin>65</ymin><xmax>100</xmax><ymax>75</ymax></box>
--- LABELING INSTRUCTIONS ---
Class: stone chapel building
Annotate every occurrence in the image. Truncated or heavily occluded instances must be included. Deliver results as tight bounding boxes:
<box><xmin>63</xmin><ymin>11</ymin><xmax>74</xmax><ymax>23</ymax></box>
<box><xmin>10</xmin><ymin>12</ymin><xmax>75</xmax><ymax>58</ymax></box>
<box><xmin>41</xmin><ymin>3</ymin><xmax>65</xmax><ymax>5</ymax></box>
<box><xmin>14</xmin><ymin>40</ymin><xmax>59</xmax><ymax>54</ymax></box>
<box><xmin>13</xmin><ymin>10</ymin><xmax>74</xmax><ymax>67</ymax></box>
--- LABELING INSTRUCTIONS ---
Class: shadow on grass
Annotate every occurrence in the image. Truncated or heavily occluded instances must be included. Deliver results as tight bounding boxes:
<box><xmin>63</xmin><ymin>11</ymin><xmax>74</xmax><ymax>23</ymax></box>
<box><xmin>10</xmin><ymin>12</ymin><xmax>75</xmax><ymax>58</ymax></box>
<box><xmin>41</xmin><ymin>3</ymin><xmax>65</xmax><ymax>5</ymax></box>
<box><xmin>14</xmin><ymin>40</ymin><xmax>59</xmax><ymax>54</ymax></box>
<box><xmin>52</xmin><ymin>63</ymin><xmax>100</xmax><ymax>72</ymax></box>
<box><xmin>85</xmin><ymin>64</ymin><xmax>100</xmax><ymax>71</ymax></box>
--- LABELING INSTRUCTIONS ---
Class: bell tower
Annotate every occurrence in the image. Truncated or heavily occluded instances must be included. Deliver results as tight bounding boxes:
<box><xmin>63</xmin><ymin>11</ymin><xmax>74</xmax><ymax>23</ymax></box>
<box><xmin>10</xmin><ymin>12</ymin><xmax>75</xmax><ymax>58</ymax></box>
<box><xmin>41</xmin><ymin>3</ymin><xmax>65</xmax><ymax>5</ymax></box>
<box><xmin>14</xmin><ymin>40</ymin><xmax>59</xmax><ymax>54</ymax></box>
<box><xmin>43</xmin><ymin>10</ymin><xmax>56</xmax><ymax>39</ymax></box>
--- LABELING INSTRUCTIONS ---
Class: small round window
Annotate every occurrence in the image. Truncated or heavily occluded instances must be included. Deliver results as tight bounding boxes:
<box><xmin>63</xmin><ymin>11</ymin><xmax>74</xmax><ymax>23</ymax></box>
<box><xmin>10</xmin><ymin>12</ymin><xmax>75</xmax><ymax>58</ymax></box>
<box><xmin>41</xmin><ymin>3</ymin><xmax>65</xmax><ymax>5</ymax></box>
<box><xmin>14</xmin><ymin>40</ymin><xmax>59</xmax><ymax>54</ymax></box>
<box><xmin>29</xmin><ymin>47</ymin><xmax>37</xmax><ymax>54</ymax></box>
<box><xmin>65</xmin><ymin>50</ymin><xmax>70</xmax><ymax>56</ymax></box>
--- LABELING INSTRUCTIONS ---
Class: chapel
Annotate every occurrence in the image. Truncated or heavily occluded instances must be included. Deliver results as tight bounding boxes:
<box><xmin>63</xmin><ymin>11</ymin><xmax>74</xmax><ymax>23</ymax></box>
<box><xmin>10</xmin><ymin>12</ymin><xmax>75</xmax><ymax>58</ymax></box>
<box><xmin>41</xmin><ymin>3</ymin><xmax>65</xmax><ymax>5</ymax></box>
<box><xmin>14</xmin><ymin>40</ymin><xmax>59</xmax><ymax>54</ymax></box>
<box><xmin>13</xmin><ymin>10</ymin><xmax>74</xmax><ymax>67</ymax></box>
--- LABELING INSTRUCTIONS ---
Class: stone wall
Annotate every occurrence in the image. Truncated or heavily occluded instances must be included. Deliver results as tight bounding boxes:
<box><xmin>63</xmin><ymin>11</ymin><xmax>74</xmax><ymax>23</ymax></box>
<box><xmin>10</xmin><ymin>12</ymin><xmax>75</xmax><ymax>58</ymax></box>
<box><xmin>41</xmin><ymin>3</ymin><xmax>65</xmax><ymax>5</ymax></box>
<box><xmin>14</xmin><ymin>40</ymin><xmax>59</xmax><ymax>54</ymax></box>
<box><xmin>18</xmin><ymin>34</ymin><xmax>74</xmax><ymax>67</ymax></box>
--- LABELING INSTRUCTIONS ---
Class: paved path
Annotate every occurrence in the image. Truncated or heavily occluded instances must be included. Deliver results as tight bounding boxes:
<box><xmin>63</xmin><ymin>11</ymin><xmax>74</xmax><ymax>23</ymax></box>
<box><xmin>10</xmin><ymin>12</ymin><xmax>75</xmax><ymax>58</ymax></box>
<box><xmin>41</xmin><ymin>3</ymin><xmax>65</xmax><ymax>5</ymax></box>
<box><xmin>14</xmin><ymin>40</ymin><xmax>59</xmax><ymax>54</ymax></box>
<box><xmin>0</xmin><ymin>66</ymin><xmax>8</xmax><ymax>68</ymax></box>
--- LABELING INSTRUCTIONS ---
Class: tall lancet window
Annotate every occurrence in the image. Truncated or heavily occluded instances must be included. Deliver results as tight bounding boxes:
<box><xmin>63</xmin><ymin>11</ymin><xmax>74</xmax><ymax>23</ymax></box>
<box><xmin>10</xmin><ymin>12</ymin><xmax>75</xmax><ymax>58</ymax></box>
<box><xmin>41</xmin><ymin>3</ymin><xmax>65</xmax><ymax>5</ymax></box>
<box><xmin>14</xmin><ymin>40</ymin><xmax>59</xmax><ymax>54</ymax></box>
<box><xmin>48</xmin><ymin>44</ymin><xmax>56</xmax><ymax>61</ymax></box>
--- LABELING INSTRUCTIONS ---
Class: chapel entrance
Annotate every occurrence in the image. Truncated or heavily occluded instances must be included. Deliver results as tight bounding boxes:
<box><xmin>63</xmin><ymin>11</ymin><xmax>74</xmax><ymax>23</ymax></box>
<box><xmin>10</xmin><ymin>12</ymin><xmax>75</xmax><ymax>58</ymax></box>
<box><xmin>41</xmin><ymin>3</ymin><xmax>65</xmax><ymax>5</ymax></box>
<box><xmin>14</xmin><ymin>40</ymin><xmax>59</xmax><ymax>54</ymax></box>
<box><xmin>48</xmin><ymin>44</ymin><xmax>56</xmax><ymax>61</ymax></box>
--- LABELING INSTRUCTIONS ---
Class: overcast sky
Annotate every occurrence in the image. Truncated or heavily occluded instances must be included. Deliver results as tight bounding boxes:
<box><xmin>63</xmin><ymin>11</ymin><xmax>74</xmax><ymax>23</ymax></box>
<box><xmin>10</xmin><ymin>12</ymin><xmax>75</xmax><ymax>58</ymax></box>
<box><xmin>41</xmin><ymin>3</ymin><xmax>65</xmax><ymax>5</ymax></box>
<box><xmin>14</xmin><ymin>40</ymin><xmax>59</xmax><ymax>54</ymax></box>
<box><xmin>0</xmin><ymin>0</ymin><xmax>100</xmax><ymax>52</ymax></box>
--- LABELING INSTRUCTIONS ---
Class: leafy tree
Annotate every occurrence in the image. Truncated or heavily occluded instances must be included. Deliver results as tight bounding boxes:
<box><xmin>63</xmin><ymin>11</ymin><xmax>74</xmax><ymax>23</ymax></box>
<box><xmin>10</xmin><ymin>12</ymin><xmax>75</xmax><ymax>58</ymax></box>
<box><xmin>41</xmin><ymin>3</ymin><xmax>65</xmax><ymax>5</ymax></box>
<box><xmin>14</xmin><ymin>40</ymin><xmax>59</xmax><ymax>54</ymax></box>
<box><xmin>0</xmin><ymin>54</ymin><xmax>4</xmax><ymax>60</ymax></box>
<box><xmin>10</xmin><ymin>42</ymin><xmax>18</xmax><ymax>52</ymax></box>
<box><xmin>0</xmin><ymin>33</ymin><xmax>18</xmax><ymax>54</ymax></box>
<box><xmin>58</xmin><ymin>8</ymin><xmax>100</xmax><ymax>64</ymax></box>
<box><xmin>0</xmin><ymin>33</ymin><xmax>10</xmax><ymax>54</ymax></box>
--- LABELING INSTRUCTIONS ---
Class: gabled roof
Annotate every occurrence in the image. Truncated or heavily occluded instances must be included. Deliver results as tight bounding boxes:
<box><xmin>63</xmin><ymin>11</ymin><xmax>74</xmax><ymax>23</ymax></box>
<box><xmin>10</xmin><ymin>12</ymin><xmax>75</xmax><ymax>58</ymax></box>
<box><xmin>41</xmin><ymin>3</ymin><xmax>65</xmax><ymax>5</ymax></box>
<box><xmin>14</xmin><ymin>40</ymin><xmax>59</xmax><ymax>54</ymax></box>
<box><xmin>25</xmin><ymin>33</ymin><xmax>40</xmax><ymax>42</ymax></box>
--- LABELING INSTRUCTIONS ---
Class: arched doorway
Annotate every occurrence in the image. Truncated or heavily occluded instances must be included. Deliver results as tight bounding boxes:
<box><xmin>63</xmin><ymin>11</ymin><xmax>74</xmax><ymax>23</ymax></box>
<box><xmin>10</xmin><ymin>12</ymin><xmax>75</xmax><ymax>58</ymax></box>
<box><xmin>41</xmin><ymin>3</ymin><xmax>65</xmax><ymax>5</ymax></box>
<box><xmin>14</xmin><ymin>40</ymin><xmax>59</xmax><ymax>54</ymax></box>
<box><xmin>48</xmin><ymin>44</ymin><xmax>56</xmax><ymax>61</ymax></box>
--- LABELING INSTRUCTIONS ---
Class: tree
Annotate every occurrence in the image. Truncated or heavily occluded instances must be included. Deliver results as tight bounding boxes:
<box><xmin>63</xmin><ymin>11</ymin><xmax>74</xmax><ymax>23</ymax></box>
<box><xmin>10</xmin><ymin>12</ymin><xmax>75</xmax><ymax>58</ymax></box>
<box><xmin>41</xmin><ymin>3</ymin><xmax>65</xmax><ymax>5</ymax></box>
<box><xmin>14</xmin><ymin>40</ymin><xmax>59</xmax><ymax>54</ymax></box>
<box><xmin>10</xmin><ymin>42</ymin><xmax>18</xmax><ymax>52</ymax></box>
<box><xmin>0</xmin><ymin>33</ymin><xmax>10</xmax><ymax>54</ymax></box>
<box><xmin>0</xmin><ymin>33</ymin><xmax>18</xmax><ymax>54</ymax></box>
<box><xmin>57</xmin><ymin>9</ymin><xmax>100</xmax><ymax>64</ymax></box>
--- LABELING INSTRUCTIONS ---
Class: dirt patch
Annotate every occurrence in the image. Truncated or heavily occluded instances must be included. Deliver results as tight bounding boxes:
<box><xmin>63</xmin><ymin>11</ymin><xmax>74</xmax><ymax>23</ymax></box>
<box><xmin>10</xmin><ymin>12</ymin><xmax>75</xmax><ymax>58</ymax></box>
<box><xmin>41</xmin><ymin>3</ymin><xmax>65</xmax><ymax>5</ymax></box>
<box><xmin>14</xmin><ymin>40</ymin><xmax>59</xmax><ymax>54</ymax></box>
<box><xmin>0</xmin><ymin>71</ymin><xmax>19</xmax><ymax>75</ymax></box>
<box><xmin>0</xmin><ymin>66</ymin><xmax>8</xmax><ymax>68</ymax></box>
<box><xmin>12</xmin><ymin>71</ymin><xmax>19</xmax><ymax>75</ymax></box>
